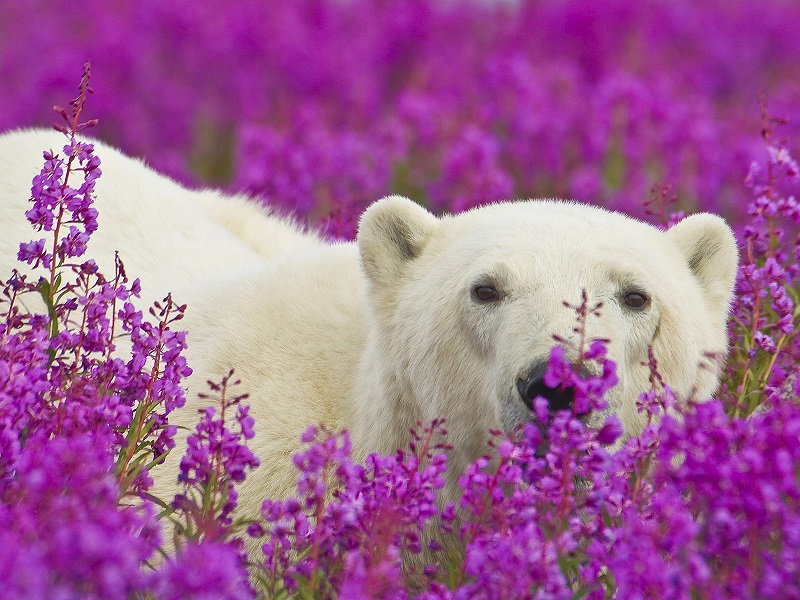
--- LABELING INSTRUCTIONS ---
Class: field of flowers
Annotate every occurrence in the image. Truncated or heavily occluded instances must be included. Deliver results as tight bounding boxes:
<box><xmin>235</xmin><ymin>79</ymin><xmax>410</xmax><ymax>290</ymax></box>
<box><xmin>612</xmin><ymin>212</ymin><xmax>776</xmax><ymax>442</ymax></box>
<box><xmin>1</xmin><ymin>1</ymin><xmax>800</xmax><ymax>598</ymax></box>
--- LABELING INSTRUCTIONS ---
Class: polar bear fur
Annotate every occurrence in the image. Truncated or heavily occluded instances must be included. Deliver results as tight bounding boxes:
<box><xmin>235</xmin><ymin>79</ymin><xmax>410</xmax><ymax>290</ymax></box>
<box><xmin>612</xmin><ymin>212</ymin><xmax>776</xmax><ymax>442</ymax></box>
<box><xmin>0</xmin><ymin>129</ymin><xmax>326</xmax><ymax>310</ymax></box>
<box><xmin>0</xmin><ymin>128</ymin><xmax>738</xmax><ymax>530</ymax></box>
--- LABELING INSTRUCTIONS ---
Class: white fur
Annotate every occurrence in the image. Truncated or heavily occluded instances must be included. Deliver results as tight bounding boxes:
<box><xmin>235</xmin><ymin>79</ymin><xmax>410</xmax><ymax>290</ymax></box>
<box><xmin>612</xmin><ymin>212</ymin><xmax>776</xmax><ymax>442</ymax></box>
<box><xmin>0</xmin><ymin>128</ymin><xmax>324</xmax><ymax>309</ymax></box>
<box><xmin>0</xmin><ymin>129</ymin><xmax>738</xmax><ymax>541</ymax></box>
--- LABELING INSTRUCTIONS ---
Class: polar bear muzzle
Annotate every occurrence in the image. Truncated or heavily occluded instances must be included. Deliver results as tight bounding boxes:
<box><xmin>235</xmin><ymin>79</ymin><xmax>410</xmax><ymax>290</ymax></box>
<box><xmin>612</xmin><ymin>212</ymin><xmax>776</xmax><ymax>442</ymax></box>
<box><xmin>516</xmin><ymin>360</ymin><xmax>591</xmax><ymax>415</ymax></box>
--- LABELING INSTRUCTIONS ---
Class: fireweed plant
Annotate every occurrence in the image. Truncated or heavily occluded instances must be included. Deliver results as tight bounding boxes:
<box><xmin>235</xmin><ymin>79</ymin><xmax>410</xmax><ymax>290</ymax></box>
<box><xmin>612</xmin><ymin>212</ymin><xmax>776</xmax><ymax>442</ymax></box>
<box><xmin>2</xmin><ymin>37</ymin><xmax>800</xmax><ymax>600</ymax></box>
<box><xmin>253</xmin><ymin>421</ymin><xmax>450</xmax><ymax>598</ymax></box>
<box><xmin>0</xmin><ymin>65</ymin><xmax>254</xmax><ymax>598</ymax></box>
<box><xmin>170</xmin><ymin>369</ymin><xmax>260</xmax><ymax>547</ymax></box>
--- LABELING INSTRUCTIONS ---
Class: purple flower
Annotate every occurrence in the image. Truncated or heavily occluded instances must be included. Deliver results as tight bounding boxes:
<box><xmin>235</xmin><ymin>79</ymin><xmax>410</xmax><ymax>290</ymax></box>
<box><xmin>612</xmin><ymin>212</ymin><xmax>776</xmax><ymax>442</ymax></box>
<box><xmin>0</xmin><ymin>433</ymin><xmax>159</xmax><ymax>599</ymax></box>
<box><xmin>596</xmin><ymin>415</ymin><xmax>623</xmax><ymax>445</ymax></box>
<box><xmin>0</xmin><ymin>64</ymin><xmax>202</xmax><ymax>598</ymax></box>
<box><xmin>258</xmin><ymin>421</ymin><xmax>449</xmax><ymax>594</ymax></box>
<box><xmin>150</xmin><ymin>541</ymin><xmax>254</xmax><ymax>600</ymax></box>
<box><xmin>16</xmin><ymin>238</ymin><xmax>47</xmax><ymax>268</ymax></box>
<box><xmin>174</xmin><ymin>371</ymin><xmax>259</xmax><ymax>539</ymax></box>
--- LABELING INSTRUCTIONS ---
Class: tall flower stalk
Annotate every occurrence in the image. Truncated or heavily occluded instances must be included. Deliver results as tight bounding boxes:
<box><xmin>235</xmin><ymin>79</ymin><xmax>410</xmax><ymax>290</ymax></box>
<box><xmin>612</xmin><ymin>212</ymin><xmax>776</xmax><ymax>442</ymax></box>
<box><xmin>0</xmin><ymin>64</ymin><xmax>255</xmax><ymax>599</ymax></box>
<box><xmin>721</xmin><ymin>100</ymin><xmax>800</xmax><ymax>417</ymax></box>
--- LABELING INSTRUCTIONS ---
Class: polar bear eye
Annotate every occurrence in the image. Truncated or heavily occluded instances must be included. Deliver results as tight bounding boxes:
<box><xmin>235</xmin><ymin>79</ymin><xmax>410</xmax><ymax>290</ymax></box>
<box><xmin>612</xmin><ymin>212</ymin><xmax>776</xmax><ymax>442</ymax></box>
<box><xmin>472</xmin><ymin>284</ymin><xmax>501</xmax><ymax>303</ymax></box>
<box><xmin>623</xmin><ymin>291</ymin><xmax>650</xmax><ymax>310</ymax></box>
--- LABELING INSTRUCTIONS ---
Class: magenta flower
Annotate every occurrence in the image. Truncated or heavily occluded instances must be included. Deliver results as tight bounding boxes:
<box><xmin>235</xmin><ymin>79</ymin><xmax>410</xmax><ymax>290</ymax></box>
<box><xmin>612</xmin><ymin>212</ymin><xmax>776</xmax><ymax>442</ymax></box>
<box><xmin>150</xmin><ymin>541</ymin><xmax>253</xmax><ymax>600</ymax></box>
<box><xmin>172</xmin><ymin>371</ymin><xmax>260</xmax><ymax>545</ymax></box>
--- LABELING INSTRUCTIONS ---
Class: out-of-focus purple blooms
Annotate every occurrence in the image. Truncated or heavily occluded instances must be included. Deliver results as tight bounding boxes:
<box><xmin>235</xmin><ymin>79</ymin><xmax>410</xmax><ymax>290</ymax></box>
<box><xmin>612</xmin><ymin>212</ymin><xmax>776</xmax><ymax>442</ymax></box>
<box><xmin>595</xmin><ymin>415</ymin><xmax>623</xmax><ymax>445</ymax></box>
<box><xmin>433</xmin><ymin>126</ymin><xmax>514</xmax><ymax>212</ymax></box>
<box><xmin>235</xmin><ymin>121</ymin><xmax>391</xmax><ymax>238</ymax></box>
<box><xmin>0</xmin><ymin>433</ymin><xmax>159</xmax><ymax>599</ymax></box>
<box><xmin>150</xmin><ymin>541</ymin><xmax>254</xmax><ymax>600</ymax></box>
<box><xmin>5</xmin><ymin>1</ymin><xmax>800</xmax><ymax>227</ymax></box>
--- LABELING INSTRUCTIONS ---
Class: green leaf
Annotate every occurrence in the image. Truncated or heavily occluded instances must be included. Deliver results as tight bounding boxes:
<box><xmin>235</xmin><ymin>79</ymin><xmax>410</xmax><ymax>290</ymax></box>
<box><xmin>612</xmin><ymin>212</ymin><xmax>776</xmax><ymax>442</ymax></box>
<box><xmin>36</xmin><ymin>277</ymin><xmax>59</xmax><ymax>341</ymax></box>
<box><xmin>139</xmin><ymin>491</ymin><xmax>178</xmax><ymax>517</ymax></box>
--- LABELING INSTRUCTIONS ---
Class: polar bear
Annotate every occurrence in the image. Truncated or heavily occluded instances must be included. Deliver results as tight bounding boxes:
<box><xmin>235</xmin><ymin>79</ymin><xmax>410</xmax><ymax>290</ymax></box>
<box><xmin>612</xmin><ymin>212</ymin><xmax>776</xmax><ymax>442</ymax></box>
<box><xmin>0</xmin><ymin>129</ymin><xmax>738</xmax><ymax>529</ymax></box>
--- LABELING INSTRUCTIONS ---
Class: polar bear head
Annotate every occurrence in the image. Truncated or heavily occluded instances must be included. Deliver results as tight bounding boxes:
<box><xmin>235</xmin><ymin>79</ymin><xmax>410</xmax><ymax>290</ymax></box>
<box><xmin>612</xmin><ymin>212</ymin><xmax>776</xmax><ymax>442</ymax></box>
<box><xmin>354</xmin><ymin>196</ymin><xmax>737</xmax><ymax>470</ymax></box>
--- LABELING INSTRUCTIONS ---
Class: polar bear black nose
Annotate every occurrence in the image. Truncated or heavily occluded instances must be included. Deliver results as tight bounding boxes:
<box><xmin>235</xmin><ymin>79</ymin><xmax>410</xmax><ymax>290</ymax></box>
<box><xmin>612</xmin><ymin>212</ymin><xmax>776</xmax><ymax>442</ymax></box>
<box><xmin>516</xmin><ymin>362</ymin><xmax>581</xmax><ymax>414</ymax></box>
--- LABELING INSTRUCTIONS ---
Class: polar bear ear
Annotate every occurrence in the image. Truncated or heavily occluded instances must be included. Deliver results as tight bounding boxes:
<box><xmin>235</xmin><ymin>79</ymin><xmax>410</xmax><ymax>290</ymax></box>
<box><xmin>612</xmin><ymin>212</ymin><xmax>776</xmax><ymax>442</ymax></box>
<box><xmin>358</xmin><ymin>196</ymin><xmax>439</xmax><ymax>289</ymax></box>
<box><xmin>667</xmin><ymin>213</ymin><xmax>739</xmax><ymax>323</ymax></box>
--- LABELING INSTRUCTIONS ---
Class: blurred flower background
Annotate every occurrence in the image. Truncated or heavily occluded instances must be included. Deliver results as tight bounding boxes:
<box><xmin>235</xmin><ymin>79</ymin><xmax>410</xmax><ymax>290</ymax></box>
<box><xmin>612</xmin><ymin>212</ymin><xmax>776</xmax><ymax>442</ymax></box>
<box><xmin>3</xmin><ymin>0</ymin><xmax>800</xmax><ymax>231</ymax></box>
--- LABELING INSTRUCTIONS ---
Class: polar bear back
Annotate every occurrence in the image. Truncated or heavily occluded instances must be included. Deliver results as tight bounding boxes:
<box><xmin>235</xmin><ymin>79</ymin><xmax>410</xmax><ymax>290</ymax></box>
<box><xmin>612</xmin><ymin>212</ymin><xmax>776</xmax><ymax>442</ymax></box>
<box><xmin>0</xmin><ymin>128</ymin><xmax>324</xmax><ymax>306</ymax></box>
